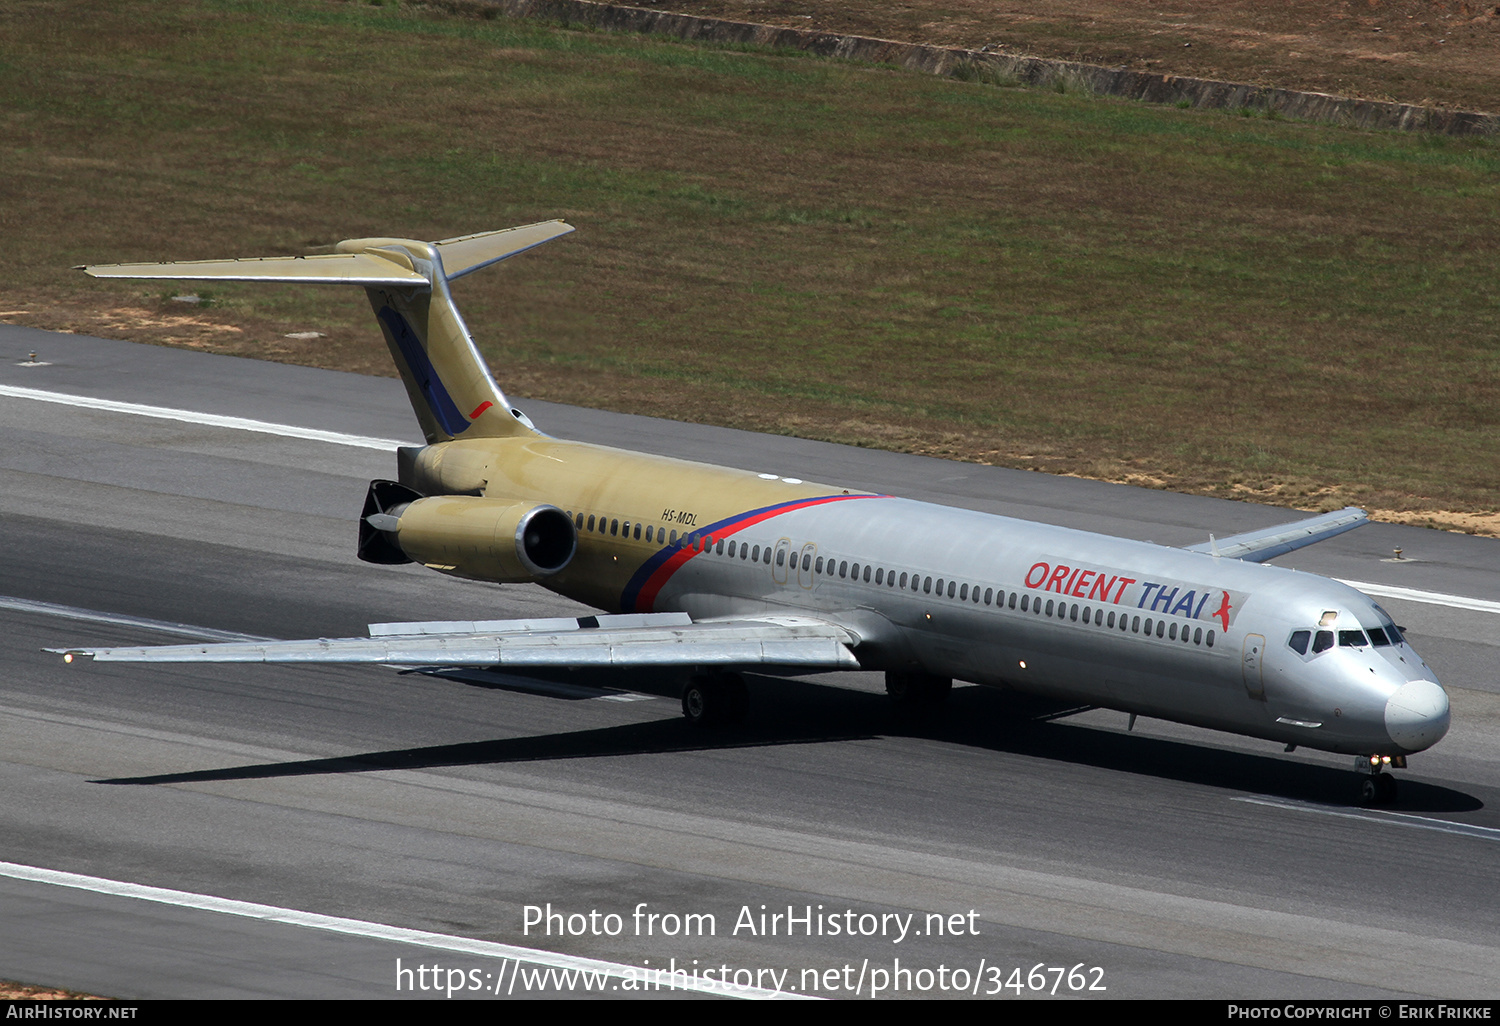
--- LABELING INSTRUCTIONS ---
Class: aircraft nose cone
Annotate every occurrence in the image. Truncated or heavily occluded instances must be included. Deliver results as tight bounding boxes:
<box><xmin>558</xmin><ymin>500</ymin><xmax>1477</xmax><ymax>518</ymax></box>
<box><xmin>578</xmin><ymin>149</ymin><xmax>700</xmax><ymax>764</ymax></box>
<box><xmin>1385</xmin><ymin>680</ymin><xmax>1450</xmax><ymax>752</ymax></box>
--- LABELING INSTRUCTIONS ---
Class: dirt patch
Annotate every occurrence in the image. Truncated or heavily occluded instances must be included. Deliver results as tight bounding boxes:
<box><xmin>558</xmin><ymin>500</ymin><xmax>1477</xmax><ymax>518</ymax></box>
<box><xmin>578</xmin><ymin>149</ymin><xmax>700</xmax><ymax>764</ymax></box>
<box><xmin>91</xmin><ymin>306</ymin><xmax>246</xmax><ymax>339</ymax></box>
<box><xmin>641</xmin><ymin>0</ymin><xmax>1500</xmax><ymax>113</ymax></box>
<box><xmin>1367</xmin><ymin>508</ymin><xmax>1500</xmax><ymax>535</ymax></box>
<box><xmin>0</xmin><ymin>981</ymin><xmax>103</xmax><ymax>1000</ymax></box>
<box><xmin>3</xmin><ymin>294</ymin><xmax>394</xmax><ymax>378</ymax></box>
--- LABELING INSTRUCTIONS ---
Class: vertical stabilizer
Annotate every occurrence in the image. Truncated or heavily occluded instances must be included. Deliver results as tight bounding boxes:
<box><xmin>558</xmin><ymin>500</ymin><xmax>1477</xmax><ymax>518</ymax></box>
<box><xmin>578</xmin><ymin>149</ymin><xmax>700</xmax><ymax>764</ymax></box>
<box><xmin>356</xmin><ymin>245</ymin><xmax>524</xmax><ymax>444</ymax></box>
<box><xmin>341</xmin><ymin>223</ymin><xmax>574</xmax><ymax>443</ymax></box>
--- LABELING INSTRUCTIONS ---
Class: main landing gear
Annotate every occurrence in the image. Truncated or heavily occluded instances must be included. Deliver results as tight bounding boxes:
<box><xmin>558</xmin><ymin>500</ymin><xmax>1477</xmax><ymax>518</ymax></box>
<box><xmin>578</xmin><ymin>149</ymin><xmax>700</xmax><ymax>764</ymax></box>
<box><xmin>681</xmin><ymin>671</ymin><xmax>749</xmax><ymax>728</ymax></box>
<box><xmin>885</xmin><ymin>671</ymin><xmax>952</xmax><ymax>709</ymax></box>
<box><xmin>1356</xmin><ymin>754</ymin><xmax>1406</xmax><ymax>806</ymax></box>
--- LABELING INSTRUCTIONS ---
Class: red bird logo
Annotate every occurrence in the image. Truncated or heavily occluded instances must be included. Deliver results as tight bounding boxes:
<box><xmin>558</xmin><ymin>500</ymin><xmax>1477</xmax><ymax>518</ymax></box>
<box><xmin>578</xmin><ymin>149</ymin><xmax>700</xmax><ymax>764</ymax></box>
<box><xmin>1213</xmin><ymin>592</ymin><xmax>1232</xmax><ymax>632</ymax></box>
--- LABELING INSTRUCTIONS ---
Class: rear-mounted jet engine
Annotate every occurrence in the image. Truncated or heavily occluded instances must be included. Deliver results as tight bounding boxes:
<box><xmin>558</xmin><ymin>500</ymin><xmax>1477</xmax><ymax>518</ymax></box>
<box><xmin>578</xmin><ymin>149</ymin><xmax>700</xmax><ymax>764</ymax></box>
<box><xmin>358</xmin><ymin>479</ymin><xmax>576</xmax><ymax>582</ymax></box>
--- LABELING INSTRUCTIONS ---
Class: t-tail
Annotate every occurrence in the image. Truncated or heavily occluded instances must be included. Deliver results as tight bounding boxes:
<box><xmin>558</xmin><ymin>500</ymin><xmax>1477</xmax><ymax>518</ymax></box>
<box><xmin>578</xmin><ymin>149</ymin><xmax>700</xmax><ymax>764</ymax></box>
<box><xmin>79</xmin><ymin>221</ymin><xmax>574</xmax><ymax>443</ymax></box>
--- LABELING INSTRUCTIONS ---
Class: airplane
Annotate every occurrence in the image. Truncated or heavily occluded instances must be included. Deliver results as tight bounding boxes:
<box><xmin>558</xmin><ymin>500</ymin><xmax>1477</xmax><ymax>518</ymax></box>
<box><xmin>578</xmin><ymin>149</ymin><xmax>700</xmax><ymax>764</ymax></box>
<box><xmin>54</xmin><ymin>220</ymin><xmax>1451</xmax><ymax>805</ymax></box>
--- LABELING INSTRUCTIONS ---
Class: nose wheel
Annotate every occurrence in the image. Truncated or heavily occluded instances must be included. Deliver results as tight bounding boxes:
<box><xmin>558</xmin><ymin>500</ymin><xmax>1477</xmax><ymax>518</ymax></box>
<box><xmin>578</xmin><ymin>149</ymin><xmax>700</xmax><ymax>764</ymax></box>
<box><xmin>1359</xmin><ymin>773</ymin><xmax>1397</xmax><ymax>806</ymax></box>
<box><xmin>1356</xmin><ymin>754</ymin><xmax>1404</xmax><ymax>806</ymax></box>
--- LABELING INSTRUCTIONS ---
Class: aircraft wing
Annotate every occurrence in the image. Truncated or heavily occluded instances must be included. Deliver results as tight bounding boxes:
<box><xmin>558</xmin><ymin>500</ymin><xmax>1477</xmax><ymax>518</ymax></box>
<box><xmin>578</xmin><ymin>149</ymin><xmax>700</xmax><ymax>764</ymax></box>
<box><xmin>1183</xmin><ymin>506</ymin><xmax>1368</xmax><ymax>563</ymax></box>
<box><xmin>50</xmin><ymin>612</ymin><xmax>860</xmax><ymax>670</ymax></box>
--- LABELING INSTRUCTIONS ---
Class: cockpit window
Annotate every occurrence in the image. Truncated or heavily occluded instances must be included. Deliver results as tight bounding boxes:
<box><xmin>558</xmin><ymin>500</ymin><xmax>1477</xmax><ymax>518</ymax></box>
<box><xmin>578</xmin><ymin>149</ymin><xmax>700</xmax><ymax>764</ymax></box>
<box><xmin>1312</xmin><ymin>630</ymin><xmax>1334</xmax><ymax>654</ymax></box>
<box><xmin>1288</xmin><ymin>630</ymin><xmax>1310</xmax><ymax>655</ymax></box>
<box><xmin>1367</xmin><ymin>627</ymin><xmax>1391</xmax><ymax>647</ymax></box>
<box><xmin>1385</xmin><ymin>622</ymin><xmax>1404</xmax><ymax>645</ymax></box>
<box><xmin>1338</xmin><ymin>630</ymin><xmax>1368</xmax><ymax>648</ymax></box>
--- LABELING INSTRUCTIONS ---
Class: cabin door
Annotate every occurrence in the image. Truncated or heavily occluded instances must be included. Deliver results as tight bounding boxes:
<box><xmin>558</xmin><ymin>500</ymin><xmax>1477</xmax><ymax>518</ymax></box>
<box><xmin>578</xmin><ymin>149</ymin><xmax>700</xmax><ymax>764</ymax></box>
<box><xmin>1242</xmin><ymin>633</ymin><xmax>1265</xmax><ymax>700</ymax></box>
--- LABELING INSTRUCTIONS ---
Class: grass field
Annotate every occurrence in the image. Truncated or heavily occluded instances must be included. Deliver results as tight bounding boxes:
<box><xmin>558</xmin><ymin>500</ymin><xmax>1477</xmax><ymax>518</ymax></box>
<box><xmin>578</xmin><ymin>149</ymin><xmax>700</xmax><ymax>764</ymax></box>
<box><xmin>3</xmin><ymin>0</ymin><xmax>1497</xmax><ymax>526</ymax></box>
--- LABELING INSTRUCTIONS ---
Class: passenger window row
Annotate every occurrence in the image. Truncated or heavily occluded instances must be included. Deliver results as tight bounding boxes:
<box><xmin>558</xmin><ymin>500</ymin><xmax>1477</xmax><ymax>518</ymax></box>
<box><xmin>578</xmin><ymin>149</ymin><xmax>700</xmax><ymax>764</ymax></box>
<box><xmin>564</xmin><ymin>512</ymin><xmax>777</xmax><ymax>563</ymax></box>
<box><xmin>564</xmin><ymin>513</ymin><xmax>1221</xmax><ymax>646</ymax></box>
<box><xmin>770</xmin><ymin>540</ymin><xmax>1219</xmax><ymax>648</ymax></box>
<box><xmin>1005</xmin><ymin>590</ymin><xmax>1217</xmax><ymax>647</ymax></box>
<box><xmin>570</xmin><ymin>511</ymin><xmax>644</xmax><ymax>541</ymax></box>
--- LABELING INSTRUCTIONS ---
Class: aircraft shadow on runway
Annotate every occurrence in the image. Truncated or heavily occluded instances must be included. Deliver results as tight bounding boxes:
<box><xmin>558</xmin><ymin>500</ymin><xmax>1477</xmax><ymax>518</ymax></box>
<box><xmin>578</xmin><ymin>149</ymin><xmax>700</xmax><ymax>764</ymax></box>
<box><xmin>93</xmin><ymin>671</ymin><xmax>1483</xmax><ymax>814</ymax></box>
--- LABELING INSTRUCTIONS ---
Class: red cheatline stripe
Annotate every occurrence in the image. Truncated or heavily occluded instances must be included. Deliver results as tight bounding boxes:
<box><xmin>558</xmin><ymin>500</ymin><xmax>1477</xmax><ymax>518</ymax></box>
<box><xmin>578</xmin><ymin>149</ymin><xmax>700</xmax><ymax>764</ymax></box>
<box><xmin>632</xmin><ymin>494</ymin><xmax>876</xmax><ymax>612</ymax></box>
<box><xmin>469</xmin><ymin>401</ymin><xmax>494</xmax><ymax>420</ymax></box>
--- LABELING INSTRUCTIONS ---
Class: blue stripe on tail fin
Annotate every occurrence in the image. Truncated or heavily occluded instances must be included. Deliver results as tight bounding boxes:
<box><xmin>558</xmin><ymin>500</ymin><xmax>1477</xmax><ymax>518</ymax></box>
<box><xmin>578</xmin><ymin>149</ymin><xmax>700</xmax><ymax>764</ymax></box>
<box><xmin>375</xmin><ymin>304</ymin><xmax>470</xmax><ymax>438</ymax></box>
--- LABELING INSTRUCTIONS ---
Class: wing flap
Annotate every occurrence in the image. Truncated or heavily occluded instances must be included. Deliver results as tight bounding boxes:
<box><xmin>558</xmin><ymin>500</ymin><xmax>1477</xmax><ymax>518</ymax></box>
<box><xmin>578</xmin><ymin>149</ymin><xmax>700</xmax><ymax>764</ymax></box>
<box><xmin>1184</xmin><ymin>506</ymin><xmax>1368</xmax><ymax>562</ymax></box>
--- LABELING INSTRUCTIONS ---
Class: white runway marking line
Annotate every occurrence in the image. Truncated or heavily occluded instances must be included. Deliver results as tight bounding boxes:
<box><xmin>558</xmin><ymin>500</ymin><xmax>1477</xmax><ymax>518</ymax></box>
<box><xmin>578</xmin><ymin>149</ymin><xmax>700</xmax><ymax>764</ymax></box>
<box><xmin>0</xmin><ymin>861</ymin><xmax>810</xmax><ymax>1000</ymax></box>
<box><xmin>1337</xmin><ymin>579</ymin><xmax>1500</xmax><ymax>617</ymax></box>
<box><xmin>0</xmin><ymin>383</ymin><xmax>412</xmax><ymax>451</ymax></box>
<box><xmin>1234</xmin><ymin>796</ymin><xmax>1500</xmax><ymax>842</ymax></box>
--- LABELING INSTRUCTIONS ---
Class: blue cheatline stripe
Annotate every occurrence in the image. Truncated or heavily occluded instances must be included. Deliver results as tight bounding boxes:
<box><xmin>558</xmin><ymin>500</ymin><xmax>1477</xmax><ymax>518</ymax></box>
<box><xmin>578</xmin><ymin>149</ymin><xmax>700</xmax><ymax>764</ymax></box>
<box><xmin>377</xmin><ymin>306</ymin><xmax>470</xmax><ymax>437</ymax></box>
<box><xmin>619</xmin><ymin>494</ymin><xmax>881</xmax><ymax>613</ymax></box>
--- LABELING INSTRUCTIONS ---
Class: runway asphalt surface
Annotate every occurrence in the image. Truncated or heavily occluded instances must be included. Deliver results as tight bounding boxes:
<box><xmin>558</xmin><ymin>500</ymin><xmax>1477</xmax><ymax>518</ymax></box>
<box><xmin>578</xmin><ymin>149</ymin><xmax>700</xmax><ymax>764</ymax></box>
<box><xmin>1</xmin><ymin>322</ymin><xmax>1497</xmax><ymax>999</ymax></box>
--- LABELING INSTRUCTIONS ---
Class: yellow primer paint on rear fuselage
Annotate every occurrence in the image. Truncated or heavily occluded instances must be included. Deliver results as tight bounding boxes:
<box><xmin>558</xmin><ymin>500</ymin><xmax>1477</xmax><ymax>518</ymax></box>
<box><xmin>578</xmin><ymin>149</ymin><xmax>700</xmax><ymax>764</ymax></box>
<box><xmin>411</xmin><ymin>436</ymin><xmax>858</xmax><ymax>610</ymax></box>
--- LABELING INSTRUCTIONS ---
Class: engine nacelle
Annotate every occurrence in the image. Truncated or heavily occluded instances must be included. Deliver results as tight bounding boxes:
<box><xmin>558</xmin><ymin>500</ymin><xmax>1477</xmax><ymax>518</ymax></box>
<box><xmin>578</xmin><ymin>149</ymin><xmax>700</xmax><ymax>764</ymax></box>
<box><xmin>359</xmin><ymin>481</ymin><xmax>576</xmax><ymax>583</ymax></box>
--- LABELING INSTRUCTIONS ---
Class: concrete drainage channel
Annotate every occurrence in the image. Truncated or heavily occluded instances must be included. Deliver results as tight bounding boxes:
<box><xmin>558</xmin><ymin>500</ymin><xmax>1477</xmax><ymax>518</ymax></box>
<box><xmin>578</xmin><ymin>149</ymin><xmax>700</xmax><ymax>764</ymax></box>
<box><xmin>434</xmin><ymin>0</ymin><xmax>1498</xmax><ymax>136</ymax></box>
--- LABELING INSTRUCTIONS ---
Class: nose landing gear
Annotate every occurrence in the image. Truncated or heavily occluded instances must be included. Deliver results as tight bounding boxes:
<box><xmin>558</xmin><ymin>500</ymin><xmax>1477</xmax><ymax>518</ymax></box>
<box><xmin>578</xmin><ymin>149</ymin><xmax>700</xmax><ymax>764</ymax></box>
<box><xmin>1356</xmin><ymin>754</ymin><xmax>1405</xmax><ymax>806</ymax></box>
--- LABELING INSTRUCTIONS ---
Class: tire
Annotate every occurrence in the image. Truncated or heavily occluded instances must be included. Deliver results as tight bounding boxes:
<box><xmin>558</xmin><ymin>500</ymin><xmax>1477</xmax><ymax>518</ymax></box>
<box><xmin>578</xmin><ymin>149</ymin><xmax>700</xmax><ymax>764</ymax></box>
<box><xmin>886</xmin><ymin>672</ymin><xmax>952</xmax><ymax>708</ymax></box>
<box><xmin>681</xmin><ymin>672</ymin><xmax>748</xmax><ymax>727</ymax></box>
<box><xmin>1359</xmin><ymin>774</ymin><xmax>1398</xmax><ymax>806</ymax></box>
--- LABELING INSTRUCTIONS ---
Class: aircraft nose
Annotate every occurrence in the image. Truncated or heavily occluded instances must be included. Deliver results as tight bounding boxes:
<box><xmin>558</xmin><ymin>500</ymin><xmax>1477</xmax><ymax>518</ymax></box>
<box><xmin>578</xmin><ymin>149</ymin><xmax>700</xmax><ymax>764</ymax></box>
<box><xmin>1385</xmin><ymin>680</ymin><xmax>1450</xmax><ymax>752</ymax></box>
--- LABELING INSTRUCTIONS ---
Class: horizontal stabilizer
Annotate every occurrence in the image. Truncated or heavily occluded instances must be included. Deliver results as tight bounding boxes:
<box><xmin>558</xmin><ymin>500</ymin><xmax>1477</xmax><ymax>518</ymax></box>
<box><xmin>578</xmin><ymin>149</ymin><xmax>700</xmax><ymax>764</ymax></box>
<box><xmin>1184</xmin><ymin>506</ymin><xmax>1368</xmax><ymax>563</ymax></box>
<box><xmin>79</xmin><ymin>251</ymin><xmax>429</xmax><ymax>286</ymax></box>
<box><xmin>51</xmin><ymin>615</ymin><xmax>859</xmax><ymax>670</ymax></box>
<box><xmin>78</xmin><ymin>219</ymin><xmax>575</xmax><ymax>287</ymax></box>
<box><xmin>435</xmin><ymin>221</ymin><xmax>575</xmax><ymax>280</ymax></box>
